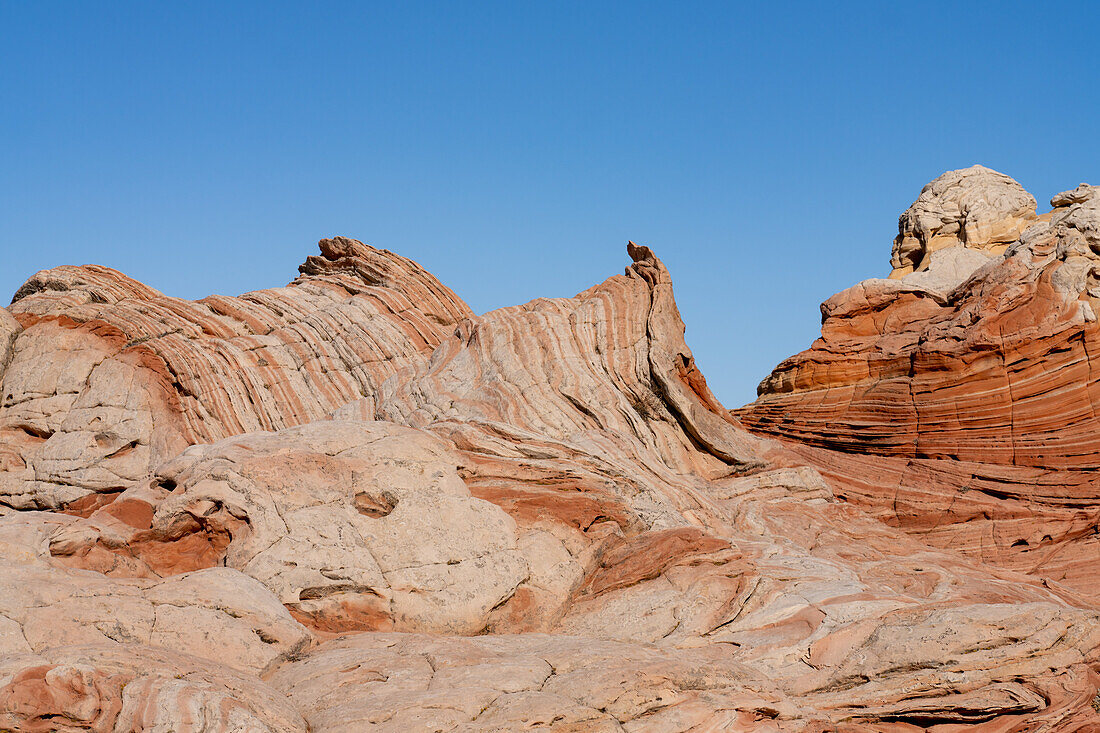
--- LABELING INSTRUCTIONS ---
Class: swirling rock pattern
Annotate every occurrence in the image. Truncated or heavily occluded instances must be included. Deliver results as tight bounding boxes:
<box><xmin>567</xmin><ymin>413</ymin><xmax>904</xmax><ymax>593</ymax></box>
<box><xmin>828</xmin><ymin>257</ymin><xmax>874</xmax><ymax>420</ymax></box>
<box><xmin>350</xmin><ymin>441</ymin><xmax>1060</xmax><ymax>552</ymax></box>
<box><xmin>2</xmin><ymin>215</ymin><xmax>1100</xmax><ymax>729</ymax></box>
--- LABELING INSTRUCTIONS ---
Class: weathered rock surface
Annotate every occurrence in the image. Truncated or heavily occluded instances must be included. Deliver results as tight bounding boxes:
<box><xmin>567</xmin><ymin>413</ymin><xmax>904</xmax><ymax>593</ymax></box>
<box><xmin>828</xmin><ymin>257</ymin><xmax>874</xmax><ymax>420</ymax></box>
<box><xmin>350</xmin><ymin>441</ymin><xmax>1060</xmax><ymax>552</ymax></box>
<box><xmin>889</xmin><ymin>164</ymin><xmax>1040</xmax><ymax>277</ymax></box>
<box><xmin>47</xmin><ymin>420</ymin><xmax>530</xmax><ymax>635</ymax></box>
<box><xmin>0</xmin><ymin>512</ymin><xmax>311</xmax><ymax>677</ymax></box>
<box><xmin>0</xmin><ymin>645</ymin><xmax>307</xmax><ymax>732</ymax></box>
<box><xmin>2</xmin><ymin>214</ymin><xmax>1100</xmax><ymax>730</ymax></box>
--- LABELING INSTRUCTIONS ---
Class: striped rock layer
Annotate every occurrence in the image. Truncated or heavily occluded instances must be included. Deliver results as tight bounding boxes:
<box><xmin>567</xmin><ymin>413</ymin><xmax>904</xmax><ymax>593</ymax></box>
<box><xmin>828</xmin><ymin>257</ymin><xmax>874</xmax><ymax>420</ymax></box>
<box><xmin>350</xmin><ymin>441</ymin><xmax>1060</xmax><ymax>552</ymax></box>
<box><xmin>2</xmin><ymin>219</ymin><xmax>1100</xmax><ymax>730</ymax></box>
<box><xmin>738</xmin><ymin>168</ymin><xmax>1100</xmax><ymax>603</ymax></box>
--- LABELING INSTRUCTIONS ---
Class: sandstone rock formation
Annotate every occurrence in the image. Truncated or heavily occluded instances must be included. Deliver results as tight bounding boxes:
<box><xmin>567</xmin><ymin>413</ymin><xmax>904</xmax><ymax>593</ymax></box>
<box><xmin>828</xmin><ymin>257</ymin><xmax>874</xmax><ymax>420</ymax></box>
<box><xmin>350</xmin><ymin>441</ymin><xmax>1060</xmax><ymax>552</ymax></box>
<box><xmin>2</xmin><ymin>208</ymin><xmax>1100</xmax><ymax>730</ymax></box>
<box><xmin>738</xmin><ymin>167</ymin><xmax>1100</xmax><ymax>604</ymax></box>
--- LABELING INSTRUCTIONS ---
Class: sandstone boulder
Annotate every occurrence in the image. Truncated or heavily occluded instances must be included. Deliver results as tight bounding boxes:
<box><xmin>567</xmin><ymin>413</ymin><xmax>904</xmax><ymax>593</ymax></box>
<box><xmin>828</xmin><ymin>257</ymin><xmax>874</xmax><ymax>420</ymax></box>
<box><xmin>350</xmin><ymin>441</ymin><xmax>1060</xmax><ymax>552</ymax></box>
<box><xmin>47</xmin><ymin>420</ymin><xmax>530</xmax><ymax>635</ymax></box>
<box><xmin>890</xmin><ymin>164</ymin><xmax>1039</xmax><ymax>277</ymax></box>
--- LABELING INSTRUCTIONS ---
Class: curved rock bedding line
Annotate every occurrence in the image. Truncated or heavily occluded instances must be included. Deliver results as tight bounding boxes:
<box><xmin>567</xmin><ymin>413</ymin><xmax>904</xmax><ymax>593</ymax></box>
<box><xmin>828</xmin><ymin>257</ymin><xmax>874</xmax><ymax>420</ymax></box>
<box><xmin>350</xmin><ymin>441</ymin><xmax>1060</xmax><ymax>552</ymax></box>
<box><xmin>2</xmin><ymin>213</ymin><xmax>1100</xmax><ymax>729</ymax></box>
<box><xmin>1</xmin><ymin>237</ymin><xmax>472</xmax><ymax>511</ymax></box>
<box><xmin>743</xmin><ymin>173</ymin><xmax>1100</xmax><ymax>470</ymax></box>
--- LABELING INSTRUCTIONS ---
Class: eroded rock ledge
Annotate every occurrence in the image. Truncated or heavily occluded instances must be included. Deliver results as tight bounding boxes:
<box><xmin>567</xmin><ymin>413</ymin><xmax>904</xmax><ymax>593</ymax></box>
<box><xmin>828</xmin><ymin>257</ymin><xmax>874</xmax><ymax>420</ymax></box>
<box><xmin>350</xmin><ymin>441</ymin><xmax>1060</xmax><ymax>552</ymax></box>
<box><xmin>2</xmin><ymin>209</ymin><xmax>1100</xmax><ymax>730</ymax></box>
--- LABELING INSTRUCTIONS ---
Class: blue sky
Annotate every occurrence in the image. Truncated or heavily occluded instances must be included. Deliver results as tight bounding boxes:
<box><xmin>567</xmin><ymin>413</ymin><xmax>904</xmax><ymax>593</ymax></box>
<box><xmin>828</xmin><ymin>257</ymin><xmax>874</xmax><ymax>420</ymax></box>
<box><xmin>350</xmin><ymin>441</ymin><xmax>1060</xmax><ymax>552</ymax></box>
<box><xmin>2</xmin><ymin>2</ymin><xmax>1097</xmax><ymax>406</ymax></box>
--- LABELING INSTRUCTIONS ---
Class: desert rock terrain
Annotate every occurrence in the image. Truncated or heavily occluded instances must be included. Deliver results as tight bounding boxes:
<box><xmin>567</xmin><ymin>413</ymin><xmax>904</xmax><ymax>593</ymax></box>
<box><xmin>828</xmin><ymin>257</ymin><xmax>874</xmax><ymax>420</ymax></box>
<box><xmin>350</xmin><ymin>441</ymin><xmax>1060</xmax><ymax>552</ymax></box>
<box><xmin>3</xmin><ymin>166</ymin><xmax>1100</xmax><ymax>731</ymax></box>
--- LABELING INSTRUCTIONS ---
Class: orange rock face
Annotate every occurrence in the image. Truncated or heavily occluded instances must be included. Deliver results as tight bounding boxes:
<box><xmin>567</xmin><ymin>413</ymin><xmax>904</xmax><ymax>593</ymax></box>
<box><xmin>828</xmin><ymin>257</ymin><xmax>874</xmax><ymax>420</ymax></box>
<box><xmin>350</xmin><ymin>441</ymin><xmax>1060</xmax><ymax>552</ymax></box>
<box><xmin>2</xmin><ymin>210</ymin><xmax>1100</xmax><ymax>730</ymax></box>
<box><xmin>738</xmin><ymin>168</ymin><xmax>1100</xmax><ymax>602</ymax></box>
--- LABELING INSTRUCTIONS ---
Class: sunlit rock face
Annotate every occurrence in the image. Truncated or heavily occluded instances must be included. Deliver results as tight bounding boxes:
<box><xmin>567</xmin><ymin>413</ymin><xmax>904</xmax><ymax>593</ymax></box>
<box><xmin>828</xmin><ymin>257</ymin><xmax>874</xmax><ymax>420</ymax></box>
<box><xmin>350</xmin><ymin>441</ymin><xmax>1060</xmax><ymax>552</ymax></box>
<box><xmin>738</xmin><ymin>168</ymin><xmax>1100</xmax><ymax>604</ymax></box>
<box><xmin>3</xmin><ymin>209</ymin><xmax>1100</xmax><ymax>730</ymax></box>
<box><xmin>889</xmin><ymin>164</ymin><xmax>1040</xmax><ymax>278</ymax></box>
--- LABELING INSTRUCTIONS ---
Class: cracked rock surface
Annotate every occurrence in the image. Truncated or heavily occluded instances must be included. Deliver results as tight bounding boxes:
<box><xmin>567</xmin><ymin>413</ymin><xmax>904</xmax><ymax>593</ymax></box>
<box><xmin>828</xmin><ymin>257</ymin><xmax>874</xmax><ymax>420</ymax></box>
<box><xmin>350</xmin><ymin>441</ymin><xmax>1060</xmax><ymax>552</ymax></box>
<box><xmin>3</xmin><ymin>200</ymin><xmax>1100</xmax><ymax>730</ymax></box>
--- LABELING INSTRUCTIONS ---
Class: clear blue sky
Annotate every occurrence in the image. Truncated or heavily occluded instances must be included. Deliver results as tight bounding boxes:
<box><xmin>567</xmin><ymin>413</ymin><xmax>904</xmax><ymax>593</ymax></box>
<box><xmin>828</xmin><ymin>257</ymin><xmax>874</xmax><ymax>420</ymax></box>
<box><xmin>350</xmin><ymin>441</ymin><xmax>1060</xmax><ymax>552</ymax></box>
<box><xmin>2</xmin><ymin>2</ymin><xmax>1097</xmax><ymax>407</ymax></box>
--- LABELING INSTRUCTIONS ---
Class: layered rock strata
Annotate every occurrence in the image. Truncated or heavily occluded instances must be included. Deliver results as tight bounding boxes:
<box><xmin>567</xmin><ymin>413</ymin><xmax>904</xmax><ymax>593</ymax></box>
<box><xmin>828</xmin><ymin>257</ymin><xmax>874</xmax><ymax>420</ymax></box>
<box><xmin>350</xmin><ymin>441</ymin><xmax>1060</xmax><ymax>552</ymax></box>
<box><xmin>738</xmin><ymin>167</ymin><xmax>1100</xmax><ymax>602</ymax></box>
<box><xmin>2</xmin><ymin>219</ymin><xmax>1100</xmax><ymax>729</ymax></box>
